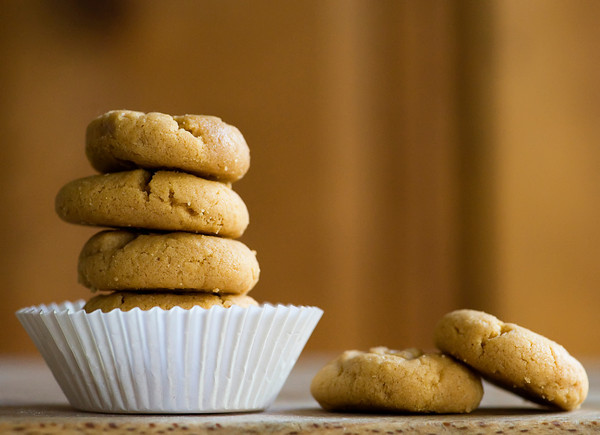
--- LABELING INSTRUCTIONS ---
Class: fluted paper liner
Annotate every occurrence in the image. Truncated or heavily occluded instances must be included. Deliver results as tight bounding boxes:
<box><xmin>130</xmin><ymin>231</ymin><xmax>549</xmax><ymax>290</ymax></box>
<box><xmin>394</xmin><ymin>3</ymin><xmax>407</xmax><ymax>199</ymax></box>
<box><xmin>16</xmin><ymin>301</ymin><xmax>323</xmax><ymax>414</ymax></box>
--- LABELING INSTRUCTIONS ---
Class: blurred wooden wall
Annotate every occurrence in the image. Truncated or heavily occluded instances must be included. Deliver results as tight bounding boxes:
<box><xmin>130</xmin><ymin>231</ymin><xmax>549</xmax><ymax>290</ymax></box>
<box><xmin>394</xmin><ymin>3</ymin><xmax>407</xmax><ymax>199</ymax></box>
<box><xmin>1</xmin><ymin>1</ymin><xmax>598</xmax><ymax>357</ymax></box>
<box><xmin>458</xmin><ymin>0</ymin><xmax>600</xmax><ymax>356</ymax></box>
<box><xmin>492</xmin><ymin>1</ymin><xmax>600</xmax><ymax>355</ymax></box>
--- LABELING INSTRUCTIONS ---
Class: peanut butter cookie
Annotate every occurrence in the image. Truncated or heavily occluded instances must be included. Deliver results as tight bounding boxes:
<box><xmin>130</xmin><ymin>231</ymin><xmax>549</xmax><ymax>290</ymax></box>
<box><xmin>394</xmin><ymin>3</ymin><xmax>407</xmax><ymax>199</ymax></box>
<box><xmin>310</xmin><ymin>347</ymin><xmax>483</xmax><ymax>413</ymax></box>
<box><xmin>86</xmin><ymin>110</ymin><xmax>250</xmax><ymax>182</ymax></box>
<box><xmin>56</xmin><ymin>169</ymin><xmax>248</xmax><ymax>238</ymax></box>
<box><xmin>84</xmin><ymin>291</ymin><xmax>258</xmax><ymax>313</ymax></box>
<box><xmin>78</xmin><ymin>230</ymin><xmax>260</xmax><ymax>294</ymax></box>
<box><xmin>434</xmin><ymin>309</ymin><xmax>588</xmax><ymax>411</ymax></box>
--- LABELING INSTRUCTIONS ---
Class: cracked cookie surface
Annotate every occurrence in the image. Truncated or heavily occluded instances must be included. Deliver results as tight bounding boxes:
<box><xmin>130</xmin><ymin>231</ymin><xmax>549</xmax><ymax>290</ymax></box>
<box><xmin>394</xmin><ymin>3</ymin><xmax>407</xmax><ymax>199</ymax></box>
<box><xmin>86</xmin><ymin>110</ymin><xmax>250</xmax><ymax>182</ymax></box>
<box><xmin>78</xmin><ymin>230</ymin><xmax>260</xmax><ymax>294</ymax></box>
<box><xmin>83</xmin><ymin>291</ymin><xmax>258</xmax><ymax>312</ymax></box>
<box><xmin>310</xmin><ymin>347</ymin><xmax>483</xmax><ymax>413</ymax></box>
<box><xmin>434</xmin><ymin>309</ymin><xmax>588</xmax><ymax>411</ymax></box>
<box><xmin>55</xmin><ymin>169</ymin><xmax>248</xmax><ymax>238</ymax></box>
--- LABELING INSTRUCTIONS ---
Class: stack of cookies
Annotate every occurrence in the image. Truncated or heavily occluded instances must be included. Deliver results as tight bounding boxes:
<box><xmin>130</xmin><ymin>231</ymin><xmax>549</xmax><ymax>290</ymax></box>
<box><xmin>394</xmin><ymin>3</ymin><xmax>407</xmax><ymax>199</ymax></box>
<box><xmin>19</xmin><ymin>109</ymin><xmax>323</xmax><ymax>413</ymax></box>
<box><xmin>56</xmin><ymin>110</ymin><xmax>261</xmax><ymax>311</ymax></box>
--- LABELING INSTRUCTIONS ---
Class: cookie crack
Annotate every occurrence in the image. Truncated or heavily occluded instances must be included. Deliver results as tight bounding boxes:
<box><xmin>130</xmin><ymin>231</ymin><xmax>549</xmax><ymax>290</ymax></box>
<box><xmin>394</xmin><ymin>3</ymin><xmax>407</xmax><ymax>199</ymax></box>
<box><xmin>168</xmin><ymin>188</ymin><xmax>200</xmax><ymax>217</ymax></box>
<box><xmin>481</xmin><ymin>323</ymin><xmax>512</xmax><ymax>356</ymax></box>
<box><xmin>549</xmin><ymin>345</ymin><xmax>560</xmax><ymax>372</ymax></box>
<box><xmin>139</xmin><ymin>170</ymin><xmax>154</xmax><ymax>201</ymax></box>
<box><xmin>174</xmin><ymin>117</ymin><xmax>208</xmax><ymax>144</ymax></box>
<box><xmin>103</xmin><ymin>233</ymin><xmax>143</xmax><ymax>279</ymax></box>
<box><xmin>115</xmin><ymin>232</ymin><xmax>143</xmax><ymax>250</ymax></box>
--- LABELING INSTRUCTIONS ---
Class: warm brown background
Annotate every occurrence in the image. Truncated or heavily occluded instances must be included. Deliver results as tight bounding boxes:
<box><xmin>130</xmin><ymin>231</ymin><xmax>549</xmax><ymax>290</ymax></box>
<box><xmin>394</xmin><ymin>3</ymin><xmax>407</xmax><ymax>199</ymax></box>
<box><xmin>1</xmin><ymin>1</ymin><xmax>599</xmax><ymax>356</ymax></box>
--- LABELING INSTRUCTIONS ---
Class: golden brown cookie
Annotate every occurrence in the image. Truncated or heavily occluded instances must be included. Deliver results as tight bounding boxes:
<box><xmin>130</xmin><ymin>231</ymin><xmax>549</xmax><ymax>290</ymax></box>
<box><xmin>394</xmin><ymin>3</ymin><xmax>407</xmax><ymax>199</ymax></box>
<box><xmin>434</xmin><ymin>309</ymin><xmax>588</xmax><ymax>411</ymax></box>
<box><xmin>310</xmin><ymin>347</ymin><xmax>483</xmax><ymax>414</ymax></box>
<box><xmin>86</xmin><ymin>110</ymin><xmax>250</xmax><ymax>182</ymax></box>
<box><xmin>83</xmin><ymin>291</ymin><xmax>259</xmax><ymax>313</ymax></box>
<box><xmin>55</xmin><ymin>169</ymin><xmax>249</xmax><ymax>238</ymax></box>
<box><xmin>78</xmin><ymin>230</ymin><xmax>260</xmax><ymax>294</ymax></box>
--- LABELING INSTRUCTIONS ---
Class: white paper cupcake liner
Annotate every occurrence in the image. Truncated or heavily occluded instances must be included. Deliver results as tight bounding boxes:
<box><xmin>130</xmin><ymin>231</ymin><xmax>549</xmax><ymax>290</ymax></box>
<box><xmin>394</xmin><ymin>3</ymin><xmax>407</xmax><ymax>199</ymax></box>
<box><xmin>16</xmin><ymin>300</ymin><xmax>323</xmax><ymax>414</ymax></box>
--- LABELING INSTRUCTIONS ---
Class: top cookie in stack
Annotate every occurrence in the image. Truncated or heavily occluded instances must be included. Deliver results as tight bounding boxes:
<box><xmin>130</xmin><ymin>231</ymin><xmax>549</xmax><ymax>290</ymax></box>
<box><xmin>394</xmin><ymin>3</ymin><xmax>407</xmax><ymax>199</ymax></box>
<box><xmin>56</xmin><ymin>110</ymin><xmax>260</xmax><ymax>311</ymax></box>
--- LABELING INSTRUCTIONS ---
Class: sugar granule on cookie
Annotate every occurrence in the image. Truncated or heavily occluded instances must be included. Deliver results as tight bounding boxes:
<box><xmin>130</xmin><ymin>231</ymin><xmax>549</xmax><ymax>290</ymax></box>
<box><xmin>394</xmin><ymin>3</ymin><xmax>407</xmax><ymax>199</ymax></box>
<box><xmin>310</xmin><ymin>347</ymin><xmax>483</xmax><ymax>414</ymax></box>
<box><xmin>434</xmin><ymin>309</ymin><xmax>589</xmax><ymax>411</ymax></box>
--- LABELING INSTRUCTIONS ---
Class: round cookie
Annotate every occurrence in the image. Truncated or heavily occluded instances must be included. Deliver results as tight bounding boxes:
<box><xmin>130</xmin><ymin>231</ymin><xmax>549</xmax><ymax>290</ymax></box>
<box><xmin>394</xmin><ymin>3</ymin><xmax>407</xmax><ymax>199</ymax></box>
<box><xmin>310</xmin><ymin>347</ymin><xmax>483</xmax><ymax>414</ymax></box>
<box><xmin>84</xmin><ymin>291</ymin><xmax>259</xmax><ymax>313</ymax></box>
<box><xmin>56</xmin><ymin>169</ymin><xmax>249</xmax><ymax>238</ymax></box>
<box><xmin>434</xmin><ymin>309</ymin><xmax>588</xmax><ymax>411</ymax></box>
<box><xmin>78</xmin><ymin>230</ymin><xmax>260</xmax><ymax>294</ymax></box>
<box><xmin>86</xmin><ymin>110</ymin><xmax>250</xmax><ymax>182</ymax></box>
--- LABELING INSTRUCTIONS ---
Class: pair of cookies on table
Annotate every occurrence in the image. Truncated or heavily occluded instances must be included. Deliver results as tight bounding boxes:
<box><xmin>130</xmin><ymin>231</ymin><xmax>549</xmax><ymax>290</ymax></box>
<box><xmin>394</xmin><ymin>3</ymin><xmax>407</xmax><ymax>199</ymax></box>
<box><xmin>56</xmin><ymin>110</ymin><xmax>260</xmax><ymax>311</ymax></box>
<box><xmin>311</xmin><ymin>309</ymin><xmax>588</xmax><ymax>414</ymax></box>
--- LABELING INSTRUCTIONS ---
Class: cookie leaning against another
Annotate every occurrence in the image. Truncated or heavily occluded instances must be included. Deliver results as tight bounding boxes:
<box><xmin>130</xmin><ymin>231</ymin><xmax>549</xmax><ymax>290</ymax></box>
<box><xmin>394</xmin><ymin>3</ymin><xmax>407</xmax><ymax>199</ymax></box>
<box><xmin>56</xmin><ymin>169</ymin><xmax>249</xmax><ymax>238</ymax></box>
<box><xmin>310</xmin><ymin>347</ymin><xmax>483</xmax><ymax>414</ymax></box>
<box><xmin>84</xmin><ymin>291</ymin><xmax>258</xmax><ymax>313</ymax></box>
<box><xmin>78</xmin><ymin>230</ymin><xmax>260</xmax><ymax>294</ymax></box>
<box><xmin>86</xmin><ymin>110</ymin><xmax>250</xmax><ymax>182</ymax></box>
<box><xmin>434</xmin><ymin>309</ymin><xmax>588</xmax><ymax>411</ymax></box>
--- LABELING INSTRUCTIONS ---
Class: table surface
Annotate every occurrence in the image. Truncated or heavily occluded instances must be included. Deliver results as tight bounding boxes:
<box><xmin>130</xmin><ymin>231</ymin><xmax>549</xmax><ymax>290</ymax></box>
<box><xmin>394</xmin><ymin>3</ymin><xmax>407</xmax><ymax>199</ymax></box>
<box><xmin>1</xmin><ymin>355</ymin><xmax>599</xmax><ymax>434</ymax></box>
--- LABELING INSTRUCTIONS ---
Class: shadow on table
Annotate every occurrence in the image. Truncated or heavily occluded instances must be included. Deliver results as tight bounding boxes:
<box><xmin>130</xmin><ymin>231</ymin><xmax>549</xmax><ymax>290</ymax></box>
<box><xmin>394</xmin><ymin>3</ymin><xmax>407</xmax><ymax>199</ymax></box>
<box><xmin>0</xmin><ymin>404</ymin><xmax>76</xmax><ymax>416</ymax></box>
<box><xmin>274</xmin><ymin>406</ymin><xmax>556</xmax><ymax>418</ymax></box>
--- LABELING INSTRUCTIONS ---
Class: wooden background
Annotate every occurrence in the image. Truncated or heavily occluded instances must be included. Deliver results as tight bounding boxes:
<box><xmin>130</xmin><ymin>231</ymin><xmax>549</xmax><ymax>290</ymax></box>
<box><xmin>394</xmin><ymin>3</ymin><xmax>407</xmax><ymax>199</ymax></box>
<box><xmin>1</xmin><ymin>1</ymin><xmax>599</xmax><ymax>357</ymax></box>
